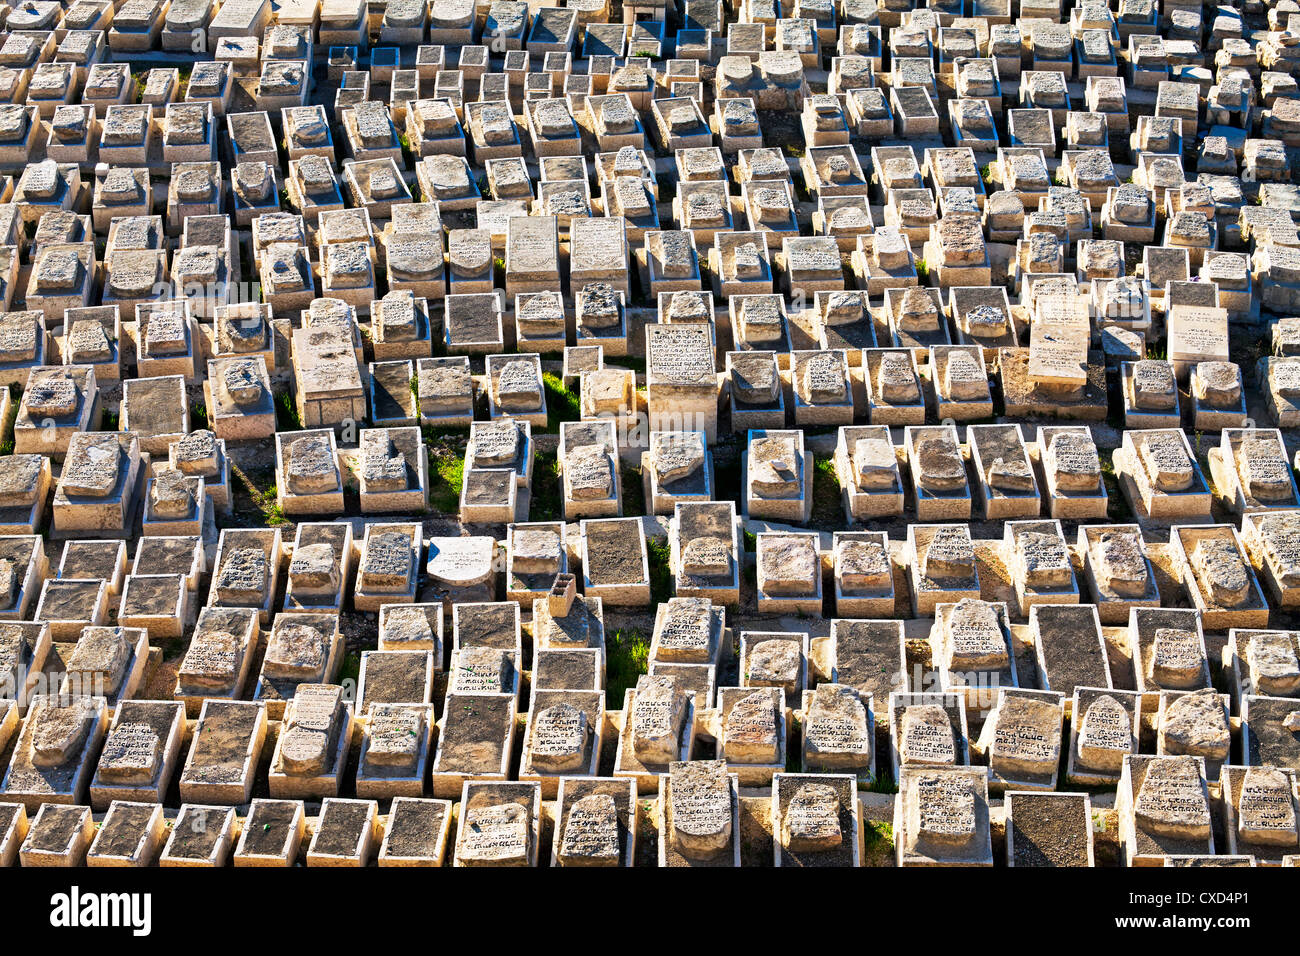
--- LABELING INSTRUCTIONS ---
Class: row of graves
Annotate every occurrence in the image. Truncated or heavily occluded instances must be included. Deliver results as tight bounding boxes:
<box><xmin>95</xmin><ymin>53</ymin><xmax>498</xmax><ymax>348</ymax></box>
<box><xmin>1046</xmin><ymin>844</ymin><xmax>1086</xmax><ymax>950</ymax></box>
<box><xmin>5</xmin><ymin>498</ymin><xmax>1300</xmax><ymax>866</ymax></box>
<box><xmin>0</xmin><ymin>0</ymin><xmax>1299</xmax><ymax>871</ymax></box>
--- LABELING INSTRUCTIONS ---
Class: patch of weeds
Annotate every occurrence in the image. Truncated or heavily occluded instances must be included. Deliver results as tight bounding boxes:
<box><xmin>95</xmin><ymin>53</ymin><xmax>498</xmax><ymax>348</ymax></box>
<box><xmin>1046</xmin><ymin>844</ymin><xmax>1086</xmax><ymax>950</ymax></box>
<box><xmin>605</xmin><ymin>355</ymin><xmax>647</xmax><ymax>375</ymax></box>
<box><xmin>784</xmin><ymin>142</ymin><xmax>805</xmax><ymax>158</ymax></box>
<box><xmin>915</xmin><ymin>258</ymin><xmax>930</xmax><ymax>281</ymax></box>
<box><xmin>234</xmin><ymin>464</ymin><xmax>287</xmax><ymax>526</ymax></box>
<box><xmin>542</xmin><ymin>372</ymin><xmax>581</xmax><ymax>432</ymax></box>
<box><xmin>190</xmin><ymin>402</ymin><xmax>209</xmax><ymax>432</ymax></box>
<box><xmin>0</xmin><ymin>384</ymin><xmax>18</xmax><ymax>454</ymax></box>
<box><xmin>103</xmin><ymin>408</ymin><xmax>120</xmax><ymax>432</ymax></box>
<box><xmin>1099</xmin><ymin>450</ymin><xmax>1133</xmax><ymax>521</ymax></box>
<box><xmin>427</xmin><ymin>446</ymin><xmax>465</xmax><ymax>514</ymax></box>
<box><xmin>621</xmin><ymin>461</ymin><xmax>646</xmax><ymax>516</ymax></box>
<box><xmin>274</xmin><ymin>391</ymin><xmax>302</xmax><ymax>430</ymax></box>
<box><xmin>647</xmin><ymin>536</ymin><xmax>673</xmax><ymax>605</ymax></box>
<box><xmin>785</xmin><ymin>716</ymin><xmax>802</xmax><ymax>772</ymax></box>
<box><xmin>743</xmin><ymin>529</ymin><xmax>757</xmax><ymax>552</ymax></box>
<box><xmin>979</xmin><ymin>163</ymin><xmax>993</xmax><ymax>184</ymax></box>
<box><xmin>861</xmin><ymin>820</ymin><xmax>895</xmax><ymax>865</ymax></box>
<box><xmin>811</xmin><ymin>454</ymin><xmax>842</xmax><ymax>528</ymax></box>
<box><xmin>338</xmin><ymin>652</ymin><xmax>361</xmax><ymax>688</ymax></box>
<box><xmin>862</xmin><ymin>772</ymin><xmax>898</xmax><ymax>795</ymax></box>
<box><xmin>530</xmin><ymin>450</ymin><xmax>563</xmax><ymax>521</ymax></box>
<box><xmin>605</xmin><ymin>627</ymin><xmax>650</xmax><ymax>708</ymax></box>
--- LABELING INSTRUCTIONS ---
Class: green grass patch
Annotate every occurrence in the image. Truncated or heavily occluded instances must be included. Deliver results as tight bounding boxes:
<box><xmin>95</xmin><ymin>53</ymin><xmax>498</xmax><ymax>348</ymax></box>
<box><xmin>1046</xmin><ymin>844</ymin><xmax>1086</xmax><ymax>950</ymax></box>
<box><xmin>103</xmin><ymin>408</ymin><xmax>120</xmax><ymax>431</ymax></box>
<box><xmin>275</xmin><ymin>391</ymin><xmax>302</xmax><ymax>430</ymax></box>
<box><xmin>605</xmin><ymin>627</ymin><xmax>650</xmax><ymax>708</ymax></box>
<box><xmin>427</xmin><ymin>446</ymin><xmax>465</xmax><ymax>514</ymax></box>
<box><xmin>0</xmin><ymin>384</ymin><xmax>18</xmax><ymax>454</ymax></box>
<box><xmin>232</xmin><ymin>460</ymin><xmax>288</xmax><ymax>526</ymax></box>
<box><xmin>338</xmin><ymin>651</ymin><xmax>361</xmax><ymax>689</ymax></box>
<box><xmin>742</xmin><ymin>529</ymin><xmax>757</xmax><ymax>552</ymax></box>
<box><xmin>621</xmin><ymin>462</ymin><xmax>646</xmax><ymax>516</ymax></box>
<box><xmin>542</xmin><ymin>372</ymin><xmax>581</xmax><ymax>432</ymax></box>
<box><xmin>915</xmin><ymin>258</ymin><xmax>929</xmax><ymax>281</ymax></box>
<box><xmin>530</xmin><ymin>450</ymin><xmax>563</xmax><ymax>521</ymax></box>
<box><xmin>604</xmin><ymin>355</ymin><xmax>647</xmax><ymax>375</ymax></box>
<box><xmin>647</xmin><ymin>536</ymin><xmax>673</xmax><ymax>605</ymax></box>
<box><xmin>861</xmin><ymin>820</ymin><xmax>895</xmax><ymax>865</ymax></box>
<box><xmin>190</xmin><ymin>402</ymin><xmax>209</xmax><ymax>432</ymax></box>
<box><xmin>811</xmin><ymin>455</ymin><xmax>842</xmax><ymax>527</ymax></box>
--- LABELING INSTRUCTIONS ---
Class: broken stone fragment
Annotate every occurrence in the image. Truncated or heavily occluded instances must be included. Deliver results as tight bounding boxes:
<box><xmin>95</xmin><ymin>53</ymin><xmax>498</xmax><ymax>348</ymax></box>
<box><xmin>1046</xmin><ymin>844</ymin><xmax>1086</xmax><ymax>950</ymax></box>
<box><xmin>1161</xmin><ymin>688</ymin><xmax>1229</xmax><ymax>761</ymax></box>
<box><xmin>149</xmin><ymin>468</ymin><xmax>194</xmax><ymax>519</ymax></box>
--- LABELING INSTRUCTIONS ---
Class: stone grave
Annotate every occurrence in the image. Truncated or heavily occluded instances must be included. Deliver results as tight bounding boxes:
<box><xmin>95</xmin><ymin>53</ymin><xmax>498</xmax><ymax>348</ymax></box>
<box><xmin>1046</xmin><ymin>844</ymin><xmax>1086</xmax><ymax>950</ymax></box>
<box><xmin>671</xmin><ymin>500</ymin><xmax>740</xmax><ymax>605</ymax></box>
<box><xmin>1211</xmin><ymin>429</ymin><xmax>1300</xmax><ymax>516</ymax></box>
<box><xmin>274</xmin><ymin>430</ymin><xmax>343</xmax><ymax>517</ymax></box>
<box><xmin>930</xmin><ymin>599</ymin><xmax>1018</xmax><ymax>715</ymax></box>
<box><xmin>973</xmin><ymin>687</ymin><xmax>1065</xmax><ymax>791</ymax></box>
<box><xmin>1129</xmin><ymin>607</ymin><xmax>1211</xmax><ymax>698</ymax></box>
<box><xmin>905</xmin><ymin>425</ymin><xmax>972</xmax><ymax>521</ymax></box>
<box><xmin>0</xmin><ymin>694</ymin><xmax>109</xmax><ymax>809</ymax></box>
<box><xmin>756</xmin><ymin>532</ymin><xmax>822</xmax><ymax>615</ymax></box>
<box><xmin>894</xmin><ymin>766</ymin><xmax>993</xmax><ymax>866</ymax></box>
<box><xmin>1036</xmin><ymin>426</ymin><xmax>1108</xmax><ymax>521</ymax></box>
<box><xmin>658</xmin><ymin>760</ymin><xmax>741</xmax><ymax>867</ymax></box>
<box><xmin>967</xmin><ymin>424</ymin><xmax>1040</xmax><ymax>520</ymax></box>
<box><xmin>1030</xmin><ymin>604</ymin><xmax>1112</xmax><ymax>702</ymax></box>
<box><xmin>254</xmin><ymin>613</ymin><xmax>343</xmax><ymax>717</ymax></box>
<box><xmin>267</xmin><ymin>683</ymin><xmax>353</xmax><ymax>799</ymax></box>
<box><xmin>906</xmin><ymin>523</ymin><xmax>982</xmax><ymax>617</ymax></box>
<box><xmin>1114</xmin><ymin>428</ymin><xmax>1213</xmax><ymax>525</ymax></box>
<box><xmin>519</xmin><ymin>688</ymin><xmax>604</xmax><ymax>795</ymax></box>
<box><xmin>1066</xmin><ymin>687</ymin><xmax>1141</xmax><ymax>786</ymax></box>
<box><xmin>1170</xmin><ymin>524</ymin><xmax>1268</xmax><ymax>629</ymax></box>
<box><xmin>1005</xmin><ymin>792</ymin><xmax>1095</xmax><ymax>867</ymax></box>
<box><xmin>85</xmin><ymin>800</ymin><xmax>167</xmax><ymax>867</ymax></box>
<box><xmin>1003</xmin><ymin>519</ymin><xmax>1079</xmax><ymax>616</ymax></box>
<box><xmin>1117</xmin><ymin>755</ymin><xmax>1215</xmax><ymax>864</ymax></box>
<box><xmin>376</xmin><ymin>797</ymin><xmax>452</xmax><ymax>867</ymax></box>
<box><xmin>173</xmin><ymin>606</ymin><xmax>260</xmax><ymax>715</ymax></box>
<box><xmin>284</xmin><ymin>523</ymin><xmax>352</xmax><ymax>612</ymax></box>
<box><xmin>88</xmin><ymin>699</ymin><xmax>185</xmax><ymax>810</ymax></box>
<box><xmin>15</xmin><ymin>365</ymin><xmax>97</xmax><ymax>459</ymax></box>
<box><xmin>453</xmin><ymin>781</ymin><xmax>541</xmax><ymax>867</ymax></box>
<box><xmin>726</xmin><ymin>351</ymin><xmax>785</xmax><ymax>433</ymax></box>
<box><xmin>17</xmin><ymin>803</ymin><xmax>94</xmax><ymax>866</ymax></box>
<box><xmin>232</xmin><ymin>799</ymin><xmax>306</xmax><ymax>867</ymax></box>
<box><xmin>581</xmin><ymin>518</ymin><xmax>650</xmax><ymax>606</ymax></box>
<box><xmin>552</xmin><ymin>776</ymin><xmax>637</xmax><ymax>867</ymax></box>
<box><xmin>1219</xmin><ymin>765</ymin><xmax>1300</xmax><ymax>864</ymax></box>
